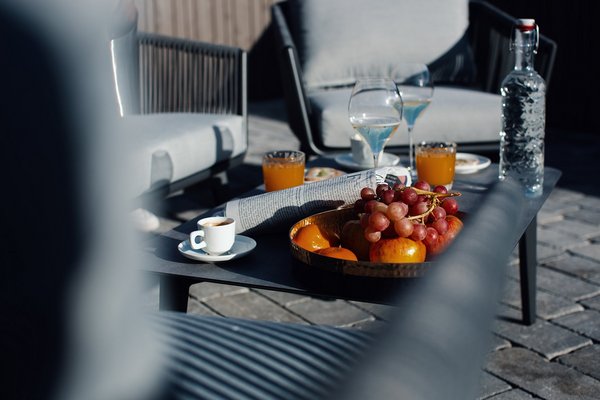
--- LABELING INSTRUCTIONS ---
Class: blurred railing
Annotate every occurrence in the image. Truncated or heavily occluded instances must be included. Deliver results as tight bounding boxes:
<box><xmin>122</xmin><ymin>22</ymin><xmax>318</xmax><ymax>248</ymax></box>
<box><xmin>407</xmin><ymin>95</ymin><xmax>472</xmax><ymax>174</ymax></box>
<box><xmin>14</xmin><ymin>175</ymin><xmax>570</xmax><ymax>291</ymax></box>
<box><xmin>135</xmin><ymin>0</ymin><xmax>277</xmax><ymax>50</ymax></box>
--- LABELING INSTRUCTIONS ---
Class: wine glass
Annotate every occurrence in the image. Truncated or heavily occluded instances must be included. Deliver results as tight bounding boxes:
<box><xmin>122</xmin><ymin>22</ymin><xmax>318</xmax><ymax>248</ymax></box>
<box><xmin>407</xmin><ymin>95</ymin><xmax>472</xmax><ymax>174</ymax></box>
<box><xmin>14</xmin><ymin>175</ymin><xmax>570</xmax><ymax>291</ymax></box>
<box><xmin>395</xmin><ymin>64</ymin><xmax>434</xmax><ymax>177</ymax></box>
<box><xmin>348</xmin><ymin>77</ymin><xmax>403</xmax><ymax>169</ymax></box>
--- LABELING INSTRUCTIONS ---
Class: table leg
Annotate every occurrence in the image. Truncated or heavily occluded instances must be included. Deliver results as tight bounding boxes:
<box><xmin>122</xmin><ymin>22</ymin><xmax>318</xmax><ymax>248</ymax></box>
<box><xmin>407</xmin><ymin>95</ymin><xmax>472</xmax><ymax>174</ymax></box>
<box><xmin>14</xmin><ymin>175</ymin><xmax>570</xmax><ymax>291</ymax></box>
<box><xmin>518</xmin><ymin>216</ymin><xmax>537</xmax><ymax>325</ymax></box>
<box><xmin>159</xmin><ymin>275</ymin><xmax>194</xmax><ymax>312</ymax></box>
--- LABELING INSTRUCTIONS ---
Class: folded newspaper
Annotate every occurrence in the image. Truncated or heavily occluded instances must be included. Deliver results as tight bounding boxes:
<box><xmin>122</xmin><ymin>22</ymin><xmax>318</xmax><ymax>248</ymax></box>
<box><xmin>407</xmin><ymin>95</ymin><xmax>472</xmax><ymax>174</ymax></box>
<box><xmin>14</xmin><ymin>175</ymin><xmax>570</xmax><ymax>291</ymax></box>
<box><xmin>225</xmin><ymin>166</ymin><xmax>411</xmax><ymax>234</ymax></box>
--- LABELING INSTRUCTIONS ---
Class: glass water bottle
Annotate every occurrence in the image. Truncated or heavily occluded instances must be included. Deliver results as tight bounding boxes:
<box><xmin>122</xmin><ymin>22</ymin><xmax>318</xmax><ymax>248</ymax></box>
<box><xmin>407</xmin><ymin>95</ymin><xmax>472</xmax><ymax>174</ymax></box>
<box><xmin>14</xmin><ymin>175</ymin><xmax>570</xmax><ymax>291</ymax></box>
<box><xmin>499</xmin><ymin>19</ymin><xmax>546</xmax><ymax>198</ymax></box>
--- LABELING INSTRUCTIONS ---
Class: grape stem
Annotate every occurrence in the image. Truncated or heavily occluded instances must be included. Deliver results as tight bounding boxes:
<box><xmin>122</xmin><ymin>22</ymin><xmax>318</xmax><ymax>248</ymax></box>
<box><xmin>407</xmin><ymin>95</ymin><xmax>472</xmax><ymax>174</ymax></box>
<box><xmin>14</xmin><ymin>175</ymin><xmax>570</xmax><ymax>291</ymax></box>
<box><xmin>406</xmin><ymin>189</ymin><xmax>461</xmax><ymax>223</ymax></box>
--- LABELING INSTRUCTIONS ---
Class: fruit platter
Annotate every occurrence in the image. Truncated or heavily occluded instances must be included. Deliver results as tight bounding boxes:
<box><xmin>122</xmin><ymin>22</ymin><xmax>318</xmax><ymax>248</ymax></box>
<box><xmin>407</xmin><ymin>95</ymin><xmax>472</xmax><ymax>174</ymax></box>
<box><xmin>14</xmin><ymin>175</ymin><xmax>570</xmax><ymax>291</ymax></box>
<box><xmin>289</xmin><ymin>181</ymin><xmax>464</xmax><ymax>278</ymax></box>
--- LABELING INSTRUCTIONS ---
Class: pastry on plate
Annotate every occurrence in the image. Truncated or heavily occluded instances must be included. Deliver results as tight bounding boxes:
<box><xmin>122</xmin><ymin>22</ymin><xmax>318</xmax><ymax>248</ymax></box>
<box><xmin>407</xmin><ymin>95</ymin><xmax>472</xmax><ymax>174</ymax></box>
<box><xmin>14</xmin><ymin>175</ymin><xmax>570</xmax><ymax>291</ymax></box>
<box><xmin>305</xmin><ymin>167</ymin><xmax>346</xmax><ymax>182</ymax></box>
<box><xmin>455</xmin><ymin>158</ymin><xmax>479</xmax><ymax>167</ymax></box>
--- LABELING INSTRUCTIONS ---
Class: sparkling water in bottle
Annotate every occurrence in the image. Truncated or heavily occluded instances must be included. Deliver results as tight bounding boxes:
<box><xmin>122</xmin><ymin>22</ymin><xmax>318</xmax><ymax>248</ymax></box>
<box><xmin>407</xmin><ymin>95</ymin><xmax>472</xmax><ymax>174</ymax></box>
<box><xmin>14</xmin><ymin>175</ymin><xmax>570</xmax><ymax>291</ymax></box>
<box><xmin>499</xmin><ymin>19</ymin><xmax>546</xmax><ymax>197</ymax></box>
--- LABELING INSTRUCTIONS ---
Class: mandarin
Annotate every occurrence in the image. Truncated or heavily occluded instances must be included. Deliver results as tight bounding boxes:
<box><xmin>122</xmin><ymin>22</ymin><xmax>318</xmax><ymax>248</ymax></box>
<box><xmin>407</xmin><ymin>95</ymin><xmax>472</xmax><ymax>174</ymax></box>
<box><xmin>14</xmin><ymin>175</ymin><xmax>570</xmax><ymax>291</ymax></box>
<box><xmin>293</xmin><ymin>224</ymin><xmax>331</xmax><ymax>251</ymax></box>
<box><xmin>316</xmin><ymin>247</ymin><xmax>358</xmax><ymax>261</ymax></box>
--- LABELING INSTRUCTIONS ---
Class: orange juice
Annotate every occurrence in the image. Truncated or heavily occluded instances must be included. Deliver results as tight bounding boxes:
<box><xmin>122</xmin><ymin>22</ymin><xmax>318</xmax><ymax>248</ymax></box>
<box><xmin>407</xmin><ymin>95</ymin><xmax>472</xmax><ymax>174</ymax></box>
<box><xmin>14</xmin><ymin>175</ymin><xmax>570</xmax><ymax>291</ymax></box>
<box><xmin>262</xmin><ymin>151</ymin><xmax>305</xmax><ymax>191</ymax></box>
<box><xmin>416</xmin><ymin>142</ymin><xmax>456</xmax><ymax>187</ymax></box>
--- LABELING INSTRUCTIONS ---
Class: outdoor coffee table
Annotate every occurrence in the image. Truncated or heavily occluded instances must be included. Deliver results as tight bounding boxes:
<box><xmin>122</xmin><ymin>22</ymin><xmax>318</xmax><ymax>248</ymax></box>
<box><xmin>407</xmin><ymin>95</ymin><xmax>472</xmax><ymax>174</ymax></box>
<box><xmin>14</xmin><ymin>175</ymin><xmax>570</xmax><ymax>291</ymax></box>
<box><xmin>140</xmin><ymin>164</ymin><xmax>561</xmax><ymax>325</ymax></box>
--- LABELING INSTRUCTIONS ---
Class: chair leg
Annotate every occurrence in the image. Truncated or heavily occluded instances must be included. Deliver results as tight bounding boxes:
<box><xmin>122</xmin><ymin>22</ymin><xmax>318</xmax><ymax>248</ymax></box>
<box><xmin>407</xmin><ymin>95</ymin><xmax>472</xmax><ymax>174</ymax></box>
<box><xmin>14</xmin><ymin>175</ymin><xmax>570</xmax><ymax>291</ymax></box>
<box><xmin>209</xmin><ymin>171</ymin><xmax>231</xmax><ymax>204</ymax></box>
<box><xmin>518</xmin><ymin>216</ymin><xmax>537</xmax><ymax>325</ymax></box>
<box><xmin>159</xmin><ymin>275</ymin><xmax>194</xmax><ymax>312</ymax></box>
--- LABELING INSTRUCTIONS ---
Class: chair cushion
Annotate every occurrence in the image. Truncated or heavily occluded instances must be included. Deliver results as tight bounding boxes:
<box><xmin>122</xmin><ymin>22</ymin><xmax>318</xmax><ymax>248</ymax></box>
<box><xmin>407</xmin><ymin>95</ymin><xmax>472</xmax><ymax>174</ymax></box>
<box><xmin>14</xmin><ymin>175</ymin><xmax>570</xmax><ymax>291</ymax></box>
<box><xmin>289</xmin><ymin>0</ymin><xmax>471</xmax><ymax>89</ymax></box>
<box><xmin>149</xmin><ymin>312</ymin><xmax>373</xmax><ymax>400</ymax></box>
<box><xmin>122</xmin><ymin>113</ymin><xmax>246</xmax><ymax>197</ymax></box>
<box><xmin>309</xmin><ymin>86</ymin><xmax>501</xmax><ymax>149</ymax></box>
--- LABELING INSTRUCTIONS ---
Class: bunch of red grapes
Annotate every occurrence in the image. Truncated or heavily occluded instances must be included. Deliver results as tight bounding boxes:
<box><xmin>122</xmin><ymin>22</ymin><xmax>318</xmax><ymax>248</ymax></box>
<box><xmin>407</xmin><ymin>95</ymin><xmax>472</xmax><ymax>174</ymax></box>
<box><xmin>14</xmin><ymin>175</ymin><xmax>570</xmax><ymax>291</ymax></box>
<box><xmin>354</xmin><ymin>181</ymin><xmax>459</xmax><ymax>248</ymax></box>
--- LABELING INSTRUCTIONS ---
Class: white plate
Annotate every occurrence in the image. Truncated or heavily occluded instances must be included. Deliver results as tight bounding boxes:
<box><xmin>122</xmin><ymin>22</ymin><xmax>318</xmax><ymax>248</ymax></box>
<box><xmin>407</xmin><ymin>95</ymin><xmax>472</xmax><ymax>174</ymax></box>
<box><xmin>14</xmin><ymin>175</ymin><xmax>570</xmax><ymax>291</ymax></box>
<box><xmin>178</xmin><ymin>235</ymin><xmax>256</xmax><ymax>262</ymax></box>
<box><xmin>455</xmin><ymin>153</ymin><xmax>491</xmax><ymax>174</ymax></box>
<box><xmin>334</xmin><ymin>153</ymin><xmax>400</xmax><ymax>171</ymax></box>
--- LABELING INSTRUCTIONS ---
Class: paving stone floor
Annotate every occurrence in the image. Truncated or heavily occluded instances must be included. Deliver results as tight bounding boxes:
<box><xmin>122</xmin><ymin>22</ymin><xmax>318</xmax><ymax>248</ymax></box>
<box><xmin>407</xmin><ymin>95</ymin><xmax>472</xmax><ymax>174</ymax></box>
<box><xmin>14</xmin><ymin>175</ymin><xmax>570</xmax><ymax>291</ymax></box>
<box><xmin>142</xmin><ymin>100</ymin><xmax>600</xmax><ymax>399</ymax></box>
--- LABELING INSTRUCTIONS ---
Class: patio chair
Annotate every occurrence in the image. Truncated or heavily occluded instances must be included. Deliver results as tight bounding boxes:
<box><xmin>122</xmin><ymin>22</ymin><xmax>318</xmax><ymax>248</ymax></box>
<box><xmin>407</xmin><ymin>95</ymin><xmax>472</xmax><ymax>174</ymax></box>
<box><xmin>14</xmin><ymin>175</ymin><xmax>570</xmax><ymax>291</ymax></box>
<box><xmin>111</xmin><ymin>1</ymin><xmax>247</xmax><ymax>202</ymax></box>
<box><xmin>272</xmin><ymin>0</ymin><xmax>557</xmax><ymax>157</ymax></box>
<box><xmin>2</xmin><ymin>1</ymin><xmax>523</xmax><ymax>399</ymax></box>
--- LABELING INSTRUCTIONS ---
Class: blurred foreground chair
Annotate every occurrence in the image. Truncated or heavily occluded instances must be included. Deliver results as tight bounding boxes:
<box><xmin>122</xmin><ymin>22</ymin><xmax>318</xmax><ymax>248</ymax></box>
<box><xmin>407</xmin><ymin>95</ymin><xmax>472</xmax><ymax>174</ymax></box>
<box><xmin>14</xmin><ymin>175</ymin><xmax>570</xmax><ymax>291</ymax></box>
<box><xmin>111</xmin><ymin>1</ymin><xmax>247</xmax><ymax>204</ymax></box>
<box><xmin>272</xmin><ymin>0</ymin><xmax>556</xmax><ymax>157</ymax></box>
<box><xmin>148</xmin><ymin>175</ymin><xmax>523</xmax><ymax>399</ymax></box>
<box><xmin>2</xmin><ymin>1</ymin><xmax>524</xmax><ymax>398</ymax></box>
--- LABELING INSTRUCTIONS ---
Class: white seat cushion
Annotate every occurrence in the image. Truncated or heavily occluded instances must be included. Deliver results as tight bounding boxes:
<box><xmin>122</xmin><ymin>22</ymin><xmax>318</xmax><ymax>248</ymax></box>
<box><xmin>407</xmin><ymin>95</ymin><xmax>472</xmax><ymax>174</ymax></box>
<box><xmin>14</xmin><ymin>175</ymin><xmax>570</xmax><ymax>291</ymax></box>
<box><xmin>122</xmin><ymin>113</ymin><xmax>246</xmax><ymax>196</ymax></box>
<box><xmin>309</xmin><ymin>86</ymin><xmax>501</xmax><ymax>149</ymax></box>
<box><xmin>289</xmin><ymin>0</ymin><xmax>470</xmax><ymax>89</ymax></box>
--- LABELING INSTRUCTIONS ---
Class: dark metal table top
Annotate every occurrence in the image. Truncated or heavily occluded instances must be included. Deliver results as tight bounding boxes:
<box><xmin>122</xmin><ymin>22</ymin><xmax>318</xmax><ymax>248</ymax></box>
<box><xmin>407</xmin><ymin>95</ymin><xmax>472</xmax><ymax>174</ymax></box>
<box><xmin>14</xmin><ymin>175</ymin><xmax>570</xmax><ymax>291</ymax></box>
<box><xmin>139</xmin><ymin>165</ymin><xmax>561</xmax><ymax>304</ymax></box>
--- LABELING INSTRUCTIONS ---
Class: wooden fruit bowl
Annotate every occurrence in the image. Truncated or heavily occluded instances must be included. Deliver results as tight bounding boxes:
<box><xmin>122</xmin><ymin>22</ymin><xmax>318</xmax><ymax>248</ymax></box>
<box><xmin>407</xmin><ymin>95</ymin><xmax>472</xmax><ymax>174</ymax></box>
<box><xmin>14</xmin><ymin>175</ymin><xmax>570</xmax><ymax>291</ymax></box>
<box><xmin>289</xmin><ymin>208</ymin><xmax>432</xmax><ymax>278</ymax></box>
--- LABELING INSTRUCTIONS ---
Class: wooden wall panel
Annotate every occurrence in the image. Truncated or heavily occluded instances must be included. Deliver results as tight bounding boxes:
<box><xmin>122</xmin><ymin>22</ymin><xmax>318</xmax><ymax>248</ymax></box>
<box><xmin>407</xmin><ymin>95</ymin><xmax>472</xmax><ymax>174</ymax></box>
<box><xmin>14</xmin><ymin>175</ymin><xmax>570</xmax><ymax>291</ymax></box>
<box><xmin>135</xmin><ymin>0</ymin><xmax>278</xmax><ymax>50</ymax></box>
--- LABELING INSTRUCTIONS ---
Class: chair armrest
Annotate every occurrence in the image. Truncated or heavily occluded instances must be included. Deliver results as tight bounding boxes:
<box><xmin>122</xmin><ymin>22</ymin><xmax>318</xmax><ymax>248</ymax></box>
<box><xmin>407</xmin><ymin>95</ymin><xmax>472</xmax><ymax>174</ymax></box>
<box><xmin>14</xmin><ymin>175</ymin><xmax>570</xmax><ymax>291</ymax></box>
<box><xmin>138</xmin><ymin>33</ymin><xmax>247</xmax><ymax>117</ymax></box>
<box><xmin>468</xmin><ymin>0</ymin><xmax>557</xmax><ymax>93</ymax></box>
<box><xmin>272</xmin><ymin>2</ymin><xmax>324</xmax><ymax>156</ymax></box>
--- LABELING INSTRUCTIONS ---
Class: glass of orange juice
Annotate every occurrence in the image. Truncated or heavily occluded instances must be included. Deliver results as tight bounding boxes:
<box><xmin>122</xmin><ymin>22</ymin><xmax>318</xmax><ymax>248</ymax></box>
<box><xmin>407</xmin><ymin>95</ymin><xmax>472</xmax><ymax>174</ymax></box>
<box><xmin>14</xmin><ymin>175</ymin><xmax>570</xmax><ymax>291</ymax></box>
<box><xmin>415</xmin><ymin>142</ymin><xmax>457</xmax><ymax>189</ymax></box>
<box><xmin>262</xmin><ymin>150</ymin><xmax>305</xmax><ymax>191</ymax></box>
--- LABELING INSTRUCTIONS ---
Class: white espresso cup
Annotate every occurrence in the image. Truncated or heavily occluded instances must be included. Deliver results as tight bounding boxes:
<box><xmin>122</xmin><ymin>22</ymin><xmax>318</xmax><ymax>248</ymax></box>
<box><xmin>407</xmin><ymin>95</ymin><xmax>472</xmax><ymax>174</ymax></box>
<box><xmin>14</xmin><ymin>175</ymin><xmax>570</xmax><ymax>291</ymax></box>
<box><xmin>189</xmin><ymin>217</ymin><xmax>236</xmax><ymax>255</ymax></box>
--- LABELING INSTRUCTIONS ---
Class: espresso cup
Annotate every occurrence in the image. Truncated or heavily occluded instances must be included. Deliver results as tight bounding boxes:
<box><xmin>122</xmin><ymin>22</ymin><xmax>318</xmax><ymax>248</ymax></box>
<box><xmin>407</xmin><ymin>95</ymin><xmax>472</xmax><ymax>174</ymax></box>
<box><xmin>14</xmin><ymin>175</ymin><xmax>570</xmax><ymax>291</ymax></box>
<box><xmin>190</xmin><ymin>217</ymin><xmax>236</xmax><ymax>255</ymax></box>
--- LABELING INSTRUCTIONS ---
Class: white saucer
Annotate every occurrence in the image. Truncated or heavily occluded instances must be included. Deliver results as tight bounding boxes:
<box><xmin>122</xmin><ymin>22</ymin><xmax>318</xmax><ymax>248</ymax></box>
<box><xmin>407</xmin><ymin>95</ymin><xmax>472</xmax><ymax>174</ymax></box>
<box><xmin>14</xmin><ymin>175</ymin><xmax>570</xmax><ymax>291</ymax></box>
<box><xmin>455</xmin><ymin>153</ymin><xmax>491</xmax><ymax>174</ymax></box>
<box><xmin>335</xmin><ymin>152</ymin><xmax>400</xmax><ymax>171</ymax></box>
<box><xmin>178</xmin><ymin>235</ymin><xmax>256</xmax><ymax>262</ymax></box>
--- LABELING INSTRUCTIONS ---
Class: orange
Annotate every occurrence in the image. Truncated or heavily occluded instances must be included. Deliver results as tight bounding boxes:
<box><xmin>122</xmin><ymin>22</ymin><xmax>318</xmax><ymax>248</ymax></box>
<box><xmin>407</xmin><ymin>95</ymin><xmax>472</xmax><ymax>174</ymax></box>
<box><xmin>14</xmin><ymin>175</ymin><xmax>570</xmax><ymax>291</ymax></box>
<box><xmin>293</xmin><ymin>224</ymin><xmax>331</xmax><ymax>251</ymax></box>
<box><xmin>369</xmin><ymin>237</ymin><xmax>426</xmax><ymax>263</ymax></box>
<box><xmin>316</xmin><ymin>247</ymin><xmax>358</xmax><ymax>261</ymax></box>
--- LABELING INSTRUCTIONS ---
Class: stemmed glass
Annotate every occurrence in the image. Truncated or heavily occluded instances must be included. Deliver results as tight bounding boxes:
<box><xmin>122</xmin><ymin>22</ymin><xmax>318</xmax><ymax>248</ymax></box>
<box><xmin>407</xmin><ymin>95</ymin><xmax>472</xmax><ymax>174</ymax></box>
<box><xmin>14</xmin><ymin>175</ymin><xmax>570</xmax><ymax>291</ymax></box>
<box><xmin>348</xmin><ymin>77</ymin><xmax>403</xmax><ymax>169</ymax></box>
<box><xmin>395</xmin><ymin>64</ymin><xmax>434</xmax><ymax>177</ymax></box>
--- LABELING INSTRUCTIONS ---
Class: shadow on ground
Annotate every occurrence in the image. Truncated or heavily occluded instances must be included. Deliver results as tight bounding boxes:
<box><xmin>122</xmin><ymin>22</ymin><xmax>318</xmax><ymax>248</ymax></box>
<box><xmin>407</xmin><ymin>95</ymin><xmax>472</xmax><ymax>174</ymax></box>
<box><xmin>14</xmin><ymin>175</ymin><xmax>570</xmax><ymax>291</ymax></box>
<box><xmin>170</xmin><ymin>164</ymin><xmax>263</xmax><ymax>215</ymax></box>
<box><xmin>546</xmin><ymin>129</ymin><xmax>599</xmax><ymax>197</ymax></box>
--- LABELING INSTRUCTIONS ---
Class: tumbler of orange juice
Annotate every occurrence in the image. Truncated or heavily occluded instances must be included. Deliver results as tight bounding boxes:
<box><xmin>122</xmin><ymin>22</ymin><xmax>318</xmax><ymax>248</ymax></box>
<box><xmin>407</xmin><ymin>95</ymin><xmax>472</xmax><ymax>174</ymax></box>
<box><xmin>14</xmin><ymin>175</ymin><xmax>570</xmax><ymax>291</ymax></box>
<box><xmin>262</xmin><ymin>150</ymin><xmax>305</xmax><ymax>191</ymax></box>
<box><xmin>415</xmin><ymin>142</ymin><xmax>457</xmax><ymax>189</ymax></box>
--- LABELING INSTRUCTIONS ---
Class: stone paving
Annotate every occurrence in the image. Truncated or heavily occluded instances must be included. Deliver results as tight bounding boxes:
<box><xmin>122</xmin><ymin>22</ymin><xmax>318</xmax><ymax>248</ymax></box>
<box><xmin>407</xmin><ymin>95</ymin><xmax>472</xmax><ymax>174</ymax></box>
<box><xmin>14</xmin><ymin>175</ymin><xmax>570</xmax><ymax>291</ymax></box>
<box><xmin>143</xmin><ymin>100</ymin><xmax>600</xmax><ymax>399</ymax></box>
